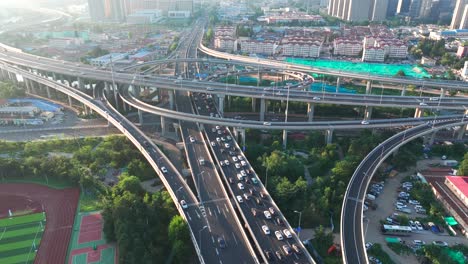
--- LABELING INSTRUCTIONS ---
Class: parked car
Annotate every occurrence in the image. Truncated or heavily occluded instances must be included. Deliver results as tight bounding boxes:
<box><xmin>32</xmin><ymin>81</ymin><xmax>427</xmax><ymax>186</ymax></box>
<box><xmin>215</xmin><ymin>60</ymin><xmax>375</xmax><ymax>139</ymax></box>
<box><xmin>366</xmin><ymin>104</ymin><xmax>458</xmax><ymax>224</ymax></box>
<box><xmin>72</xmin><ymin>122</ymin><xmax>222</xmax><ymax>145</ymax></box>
<box><xmin>432</xmin><ymin>241</ymin><xmax>448</xmax><ymax>247</ymax></box>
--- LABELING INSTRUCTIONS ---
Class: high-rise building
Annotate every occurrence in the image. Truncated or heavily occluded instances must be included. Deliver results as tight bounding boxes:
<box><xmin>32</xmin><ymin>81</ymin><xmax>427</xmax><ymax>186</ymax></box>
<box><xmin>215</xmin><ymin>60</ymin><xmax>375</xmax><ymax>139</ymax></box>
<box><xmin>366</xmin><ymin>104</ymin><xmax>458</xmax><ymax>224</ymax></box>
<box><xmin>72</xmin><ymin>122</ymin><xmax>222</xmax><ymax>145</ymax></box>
<box><xmin>327</xmin><ymin>0</ymin><xmax>388</xmax><ymax>21</ymax></box>
<box><xmin>451</xmin><ymin>0</ymin><xmax>468</xmax><ymax>29</ymax></box>
<box><xmin>386</xmin><ymin>0</ymin><xmax>399</xmax><ymax>17</ymax></box>
<box><xmin>89</xmin><ymin>0</ymin><xmax>106</xmax><ymax>21</ymax></box>
<box><xmin>396</xmin><ymin>0</ymin><xmax>411</xmax><ymax>14</ymax></box>
<box><xmin>88</xmin><ymin>0</ymin><xmax>126</xmax><ymax>21</ymax></box>
<box><xmin>460</xmin><ymin>4</ymin><xmax>468</xmax><ymax>29</ymax></box>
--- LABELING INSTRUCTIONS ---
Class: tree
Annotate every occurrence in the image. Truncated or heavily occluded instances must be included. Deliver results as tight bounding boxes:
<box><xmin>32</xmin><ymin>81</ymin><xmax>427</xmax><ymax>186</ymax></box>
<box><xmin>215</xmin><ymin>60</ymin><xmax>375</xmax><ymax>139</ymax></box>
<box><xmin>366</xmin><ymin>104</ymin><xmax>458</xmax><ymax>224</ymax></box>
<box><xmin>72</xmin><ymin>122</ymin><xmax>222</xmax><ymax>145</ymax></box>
<box><xmin>458</xmin><ymin>153</ymin><xmax>468</xmax><ymax>175</ymax></box>
<box><xmin>395</xmin><ymin>69</ymin><xmax>406</xmax><ymax>77</ymax></box>
<box><xmin>168</xmin><ymin>215</ymin><xmax>190</xmax><ymax>243</ymax></box>
<box><xmin>116</xmin><ymin>174</ymin><xmax>144</xmax><ymax>194</ymax></box>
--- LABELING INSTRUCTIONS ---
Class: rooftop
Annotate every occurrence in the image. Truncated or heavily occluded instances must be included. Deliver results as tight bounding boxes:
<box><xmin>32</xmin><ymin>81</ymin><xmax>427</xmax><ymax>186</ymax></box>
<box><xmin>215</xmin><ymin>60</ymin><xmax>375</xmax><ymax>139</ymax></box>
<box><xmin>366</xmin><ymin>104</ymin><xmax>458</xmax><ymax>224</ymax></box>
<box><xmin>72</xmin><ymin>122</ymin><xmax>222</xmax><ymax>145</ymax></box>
<box><xmin>446</xmin><ymin>176</ymin><xmax>468</xmax><ymax>197</ymax></box>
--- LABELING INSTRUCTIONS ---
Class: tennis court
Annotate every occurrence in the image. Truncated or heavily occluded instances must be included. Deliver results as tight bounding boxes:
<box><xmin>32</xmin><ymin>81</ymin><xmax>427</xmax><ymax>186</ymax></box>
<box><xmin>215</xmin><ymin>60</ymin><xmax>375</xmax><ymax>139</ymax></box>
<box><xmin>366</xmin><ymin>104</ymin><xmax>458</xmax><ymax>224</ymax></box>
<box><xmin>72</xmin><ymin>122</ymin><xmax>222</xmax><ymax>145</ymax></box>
<box><xmin>0</xmin><ymin>213</ymin><xmax>46</xmax><ymax>264</ymax></box>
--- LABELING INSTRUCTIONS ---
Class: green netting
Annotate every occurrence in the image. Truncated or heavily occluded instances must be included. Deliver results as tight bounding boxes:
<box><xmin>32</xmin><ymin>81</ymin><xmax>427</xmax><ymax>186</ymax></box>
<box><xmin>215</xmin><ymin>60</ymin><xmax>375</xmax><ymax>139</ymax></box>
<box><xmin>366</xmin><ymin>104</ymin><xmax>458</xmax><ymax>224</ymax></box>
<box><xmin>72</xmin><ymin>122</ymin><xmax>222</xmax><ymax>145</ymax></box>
<box><xmin>443</xmin><ymin>248</ymin><xmax>465</xmax><ymax>264</ymax></box>
<box><xmin>385</xmin><ymin>237</ymin><xmax>401</xmax><ymax>243</ymax></box>
<box><xmin>444</xmin><ymin>217</ymin><xmax>458</xmax><ymax>226</ymax></box>
<box><xmin>286</xmin><ymin>58</ymin><xmax>431</xmax><ymax>78</ymax></box>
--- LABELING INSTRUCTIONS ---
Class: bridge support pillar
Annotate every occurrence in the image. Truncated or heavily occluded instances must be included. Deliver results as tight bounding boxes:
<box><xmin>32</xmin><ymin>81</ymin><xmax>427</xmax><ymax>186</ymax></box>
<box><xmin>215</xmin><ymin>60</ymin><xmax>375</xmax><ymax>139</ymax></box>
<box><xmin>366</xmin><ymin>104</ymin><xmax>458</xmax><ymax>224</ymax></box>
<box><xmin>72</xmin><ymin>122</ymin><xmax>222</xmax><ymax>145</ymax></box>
<box><xmin>429</xmin><ymin>131</ymin><xmax>437</xmax><ymax>145</ymax></box>
<box><xmin>414</xmin><ymin>108</ymin><xmax>423</xmax><ymax>118</ymax></box>
<box><xmin>161</xmin><ymin>116</ymin><xmax>167</xmax><ymax>136</ymax></box>
<box><xmin>440</xmin><ymin>88</ymin><xmax>445</xmax><ymax>98</ymax></box>
<box><xmin>113</xmin><ymin>83</ymin><xmax>120</xmax><ymax>111</ymax></box>
<box><xmin>260</xmin><ymin>98</ymin><xmax>266</xmax><ymax>121</ymax></box>
<box><xmin>24</xmin><ymin>79</ymin><xmax>31</xmax><ymax>93</ymax></box>
<box><xmin>138</xmin><ymin>109</ymin><xmax>143</xmax><ymax>125</ymax></box>
<box><xmin>364</xmin><ymin>106</ymin><xmax>373</xmax><ymax>120</ymax></box>
<box><xmin>307</xmin><ymin>103</ymin><xmax>314</xmax><ymax>122</ymax></box>
<box><xmin>366</xmin><ymin>81</ymin><xmax>372</xmax><ymax>94</ymax></box>
<box><xmin>336</xmin><ymin>77</ymin><xmax>340</xmax><ymax>93</ymax></box>
<box><xmin>282</xmin><ymin>130</ymin><xmax>288</xmax><ymax>149</ymax></box>
<box><xmin>46</xmin><ymin>86</ymin><xmax>51</xmax><ymax>98</ymax></box>
<box><xmin>104</xmin><ymin>82</ymin><xmax>110</xmax><ymax>96</ymax></box>
<box><xmin>252</xmin><ymin>98</ymin><xmax>257</xmax><ymax>112</ymax></box>
<box><xmin>168</xmin><ymin>89</ymin><xmax>174</xmax><ymax>110</ymax></box>
<box><xmin>77</xmin><ymin>77</ymin><xmax>85</xmax><ymax>90</ymax></box>
<box><xmin>458</xmin><ymin>124</ymin><xmax>467</xmax><ymax>140</ymax></box>
<box><xmin>401</xmin><ymin>85</ymin><xmax>406</xmax><ymax>96</ymax></box>
<box><xmin>68</xmin><ymin>95</ymin><xmax>73</xmax><ymax>107</ymax></box>
<box><xmin>325</xmin><ymin>129</ymin><xmax>333</xmax><ymax>144</ymax></box>
<box><xmin>218</xmin><ymin>94</ymin><xmax>225</xmax><ymax>116</ymax></box>
<box><xmin>239</xmin><ymin>128</ymin><xmax>246</xmax><ymax>149</ymax></box>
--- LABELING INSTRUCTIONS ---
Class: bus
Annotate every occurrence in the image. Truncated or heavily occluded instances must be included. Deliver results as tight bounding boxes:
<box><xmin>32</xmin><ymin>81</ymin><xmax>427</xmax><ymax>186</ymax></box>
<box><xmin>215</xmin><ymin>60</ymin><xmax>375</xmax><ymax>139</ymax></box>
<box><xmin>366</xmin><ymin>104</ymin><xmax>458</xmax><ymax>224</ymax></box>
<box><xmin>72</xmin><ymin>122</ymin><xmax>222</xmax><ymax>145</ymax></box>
<box><xmin>381</xmin><ymin>224</ymin><xmax>412</xmax><ymax>236</ymax></box>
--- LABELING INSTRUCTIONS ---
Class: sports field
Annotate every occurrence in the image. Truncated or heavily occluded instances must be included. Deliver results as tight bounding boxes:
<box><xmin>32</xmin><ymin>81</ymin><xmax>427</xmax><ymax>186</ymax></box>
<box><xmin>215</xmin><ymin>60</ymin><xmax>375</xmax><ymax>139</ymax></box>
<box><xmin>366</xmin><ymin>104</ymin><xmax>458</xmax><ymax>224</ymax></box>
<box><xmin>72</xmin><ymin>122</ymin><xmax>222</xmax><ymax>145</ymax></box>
<box><xmin>0</xmin><ymin>213</ymin><xmax>46</xmax><ymax>264</ymax></box>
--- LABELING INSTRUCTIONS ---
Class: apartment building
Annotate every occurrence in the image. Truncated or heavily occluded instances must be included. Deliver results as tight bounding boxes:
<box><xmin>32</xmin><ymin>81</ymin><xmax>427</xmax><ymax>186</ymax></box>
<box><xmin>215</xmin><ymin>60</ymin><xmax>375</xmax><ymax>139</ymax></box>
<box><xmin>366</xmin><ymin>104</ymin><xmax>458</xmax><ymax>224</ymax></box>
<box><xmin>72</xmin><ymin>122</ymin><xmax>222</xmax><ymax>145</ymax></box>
<box><xmin>214</xmin><ymin>36</ymin><xmax>237</xmax><ymax>52</ymax></box>
<box><xmin>362</xmin><ymin>46</ymin><xmax>385</xmax><ymax>62</ymax></box>
<box><xmin>239</xmin><ymin>39</ymin><xmax>278</xmax><ymax>55</ymax></box>
<box><xmin>281</xmin><ymin>37</ymin><xmax>322</xmax><ymax>57</ymax></box>
<box><xmin>333</xmin><ymin>38</ymin><xmax>362</xmax><ymax>56</ymax></box>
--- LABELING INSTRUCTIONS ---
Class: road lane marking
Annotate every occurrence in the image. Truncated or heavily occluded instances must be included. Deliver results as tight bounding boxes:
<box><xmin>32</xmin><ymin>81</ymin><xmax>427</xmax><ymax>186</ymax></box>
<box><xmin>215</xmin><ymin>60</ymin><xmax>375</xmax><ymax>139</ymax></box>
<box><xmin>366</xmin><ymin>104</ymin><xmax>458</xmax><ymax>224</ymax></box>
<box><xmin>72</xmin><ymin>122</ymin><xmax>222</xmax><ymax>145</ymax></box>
<box><xmin>232</xmin><ymin>232</ymin><xmax>238</xmax><ymax>245</ymax></box>
<box><xmin>216</xmin><ymin>205</ymin><xmax>221</xmax><ymax>214</ymax></box>
<box><xmin>208</xmin><ymin>207</ymin><xmax>212</xmax><ymax>216</ymax></box>
<box><xmin>215</xmin><ymin>248</ymin><xmax>219</xmax><ymax>255</ymax></box>
<box><xmin>212</xmin><ymin>236</ymin><xmax>215</xmax><ymax>243</ymax></box>
<box><xmin>224</xmin><ymin>203</ymin><xmax>229</xmax><ymax>213</ymax></box>
<box><xmin>347</xmin><ymin>197</ymin><xmax>363</xmax><ymax>203</ymax></box>
<box><xmin>214</xmin><ymin>189</ymin><xmax>218</xmax><ymax>196</ymax></box>
<box><xmin>195</xmin><ymin>211</ymin><xmax>200</xmax><ymax>218</ymax></box>
<box><xmin>186</xmin><ymin>212</ymin><xmax>192</xmax><ymax>221</ymax></box>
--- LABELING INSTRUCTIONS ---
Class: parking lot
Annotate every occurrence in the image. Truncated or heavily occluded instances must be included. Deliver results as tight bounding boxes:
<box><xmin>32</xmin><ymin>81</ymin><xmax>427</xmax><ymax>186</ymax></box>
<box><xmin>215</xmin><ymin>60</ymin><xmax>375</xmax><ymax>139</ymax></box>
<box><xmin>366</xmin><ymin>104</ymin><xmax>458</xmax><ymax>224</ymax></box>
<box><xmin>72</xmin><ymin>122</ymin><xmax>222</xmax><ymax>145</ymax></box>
<box><xmin>364</xmin><ymin>162</ymin><xmax>468</xmax><ymax>264</ymax></box>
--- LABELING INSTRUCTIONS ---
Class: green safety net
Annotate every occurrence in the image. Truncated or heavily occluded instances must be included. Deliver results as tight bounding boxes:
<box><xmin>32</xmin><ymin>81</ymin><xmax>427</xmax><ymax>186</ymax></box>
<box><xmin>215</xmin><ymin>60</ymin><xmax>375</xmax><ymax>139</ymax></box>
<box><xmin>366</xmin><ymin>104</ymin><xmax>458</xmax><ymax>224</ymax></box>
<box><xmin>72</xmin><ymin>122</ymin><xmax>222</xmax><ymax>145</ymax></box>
<box><xmin>443</xmin><ymin>248</ymin><xmax>465</xmax><ymax>264</ymax></box>
<box><xmin>286</xmin><ymin>58</ymin><xmax>431</xmax><ymax>78</ymax></box>
<box><xmin>444</xmin><ymin>217</ymin><xmax>458</xmax><ymax>226</ymax></box>
<box><xmin>385</xmin><ymin>237</ymin><xmax>401</xmax><ymax>243</ymax></box>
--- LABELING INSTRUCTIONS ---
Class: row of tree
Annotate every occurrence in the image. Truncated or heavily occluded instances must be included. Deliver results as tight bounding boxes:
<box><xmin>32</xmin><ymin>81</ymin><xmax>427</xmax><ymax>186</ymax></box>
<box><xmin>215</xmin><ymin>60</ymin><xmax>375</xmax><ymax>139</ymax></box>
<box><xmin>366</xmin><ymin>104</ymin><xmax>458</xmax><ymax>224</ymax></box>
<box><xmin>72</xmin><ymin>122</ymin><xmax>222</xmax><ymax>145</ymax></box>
<box><xmin>102</xmin><ymin>175</ymin><xmax>193</xmax><ymax>263</ymax></box>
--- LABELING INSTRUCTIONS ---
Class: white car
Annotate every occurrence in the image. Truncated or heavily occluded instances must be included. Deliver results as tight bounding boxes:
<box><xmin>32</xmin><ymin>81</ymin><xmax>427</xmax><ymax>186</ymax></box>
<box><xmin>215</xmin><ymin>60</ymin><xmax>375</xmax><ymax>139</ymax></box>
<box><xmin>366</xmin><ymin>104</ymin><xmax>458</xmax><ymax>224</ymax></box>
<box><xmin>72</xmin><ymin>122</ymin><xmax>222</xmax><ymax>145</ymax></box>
<box><xmin>237</xmin><ymin>155</ymin><xmax>243</xmax><ymax>160</ymax></box>
<box><xmin>409</xmin><ymin>200</ymin><xmax>420</xmax><ymax>205</ymax></box>
<box><xmin>216</xmin><ymin>137</ymin><xmax>221</xmax><ymax>142</ymax></box>
<box><xmin>241</xmin><ymin>161</ymin><xmax>247</xmax><ymax>167</ymax></box>
<box><xmin>189</xmin><ymin>136</ymin><xmax>195</xmax><ymax>143</ymax></box>
<box><xmin>264</xmin><ymin>211</ymin><xmax>272</xmax><ymax>219</ymax></box>
<box><xmin>419</xmin><ymin>102</ymin><xmax>428</xmax><ymax>106</ymax></box>
<box><xmin>235</xmin><ymin>163</ymin><xmax>241</xmax><ymax>169</ymax></box>
<box><xmin>215</xmin><ymin>126</ymin><xmax>221</xmax><ymax>130</ymax></box>
<box><xmin>224</xmin><ymin>143</ymin><xmax>230</xmax><ymax>148</ymax></box>
<box><xmin>312</xmin><ymin>96</ymin><xmax>321</xmax><ymax>100</ymax></box>
<box><xmin>361</xmin><ymin>120</ymin><xmax>369</xmax><ymax>125</ymax></box>
<box><xmin>237</xmin><ymin>182</ymin><xmax>244</xmax><ymax>190</ymax></box>
<box><xmin>236</xmin><ymin>195</ymin><xmax>243</xmax><ymax>203</ymax></box>
<box><xmin>263</xmin><ymin>122</ymin><xmax>271</xmax><ymax>126</ymax></box>
<box><xmin>283</xmin><ymin>229</ymin><xmax>292</xmax><ymax>238</ymax></box>
<box><xmin>219</xmin><ymin>161</ymin><xmax>225</xmax><ymax>166</ymax></box>
<box><xmin>210</xmin><ymin>141</ymin><xmax>216</xmax><ymax>147</ymax></box>
<box><xmin>274</xmin><ymin>231</ymin><xmax>284</xmax><ymax>240</ymax></box>
<box><xmin>240</xmin><ymin>170</ymin><xmax>247</xmax><ymax>177</ymax></box>
<box><xmin>161</xmin><ymin>166</ymin><xmax>168</xmax><ymax>173</ymax></box>
<box><xmin>232</xmin><ymin>156</ymin><xmax>238</xmax><ymax>162</ymax></box>
<box><xmin>224</xmin><ymin>159</ymin><xmax>230</xmax><ymax>166</ymax></box>
<box><xmin>415</xmin><ymin>221</ymin><xmax>423</xmax><ymax>231</ymax></box>
<box><xmin>180</xmin><ymin>200</ymin><xmax>188</xmax><ymax>209</ymax></box>
<box><xmin>262</xmin><ymin>225</ymin><xmax>270</xmax><ymax>235</ymax></box>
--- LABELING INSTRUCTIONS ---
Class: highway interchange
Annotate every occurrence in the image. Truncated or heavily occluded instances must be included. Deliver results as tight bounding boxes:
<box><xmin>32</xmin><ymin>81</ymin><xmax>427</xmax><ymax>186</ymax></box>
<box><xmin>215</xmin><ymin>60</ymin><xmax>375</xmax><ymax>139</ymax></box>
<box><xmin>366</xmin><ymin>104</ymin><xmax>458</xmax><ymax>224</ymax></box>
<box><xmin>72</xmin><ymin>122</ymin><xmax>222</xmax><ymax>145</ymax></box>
<box><xmin>1</xmin><ymin>14</ymin><xmax>468</xmax><ymax>264</ymax></box>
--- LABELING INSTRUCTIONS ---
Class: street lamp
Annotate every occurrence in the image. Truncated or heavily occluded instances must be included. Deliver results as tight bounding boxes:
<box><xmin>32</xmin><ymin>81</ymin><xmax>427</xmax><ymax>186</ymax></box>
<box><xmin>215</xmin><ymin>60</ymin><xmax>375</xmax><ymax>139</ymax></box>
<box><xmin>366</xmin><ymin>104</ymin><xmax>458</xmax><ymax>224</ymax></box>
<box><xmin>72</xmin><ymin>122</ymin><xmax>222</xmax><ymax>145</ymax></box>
<box><xmin>197</xmin><ymin>171</ymin><xmax>205</xmax><ymax>203</ymax></box>
<box><xmin>285</xmin><ymin>85</ymin><xmax>290</xmax><ymax>123</ymax></box>
<box><xmin>198</xmin><ymin>225</ymin><xmax>208</xmax><ymax>253</ymax></box>
<box><xmin>294</xmin><ymin>210</ymin><xmax>303</xmax><ymax>240</ymax></box>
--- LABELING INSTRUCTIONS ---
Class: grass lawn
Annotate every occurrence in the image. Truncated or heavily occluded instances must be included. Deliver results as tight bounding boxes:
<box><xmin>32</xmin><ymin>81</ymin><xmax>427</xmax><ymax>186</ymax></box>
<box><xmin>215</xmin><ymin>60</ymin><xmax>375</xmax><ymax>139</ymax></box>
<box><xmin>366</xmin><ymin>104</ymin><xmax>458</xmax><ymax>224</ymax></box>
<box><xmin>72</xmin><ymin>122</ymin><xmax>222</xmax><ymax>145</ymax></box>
<box><xmin>1</xmin><ymin>226</ymin><xmax>40</xmax><ymax>240</ymax></box>
<box><xmin>79</xmin><ymin>192</ymin><xmax>103</xmax><ymax>212</ymax></box>
<box><xmin>0</xmin><ymin>176</ymin><xmax>74</xmax><ymax>189</ymax></box>
<box><xmin>0</xmin><ymin>252</ymin><xmax>36</xmax><ymax>264</ymax></box>
<box><xmin>0</xmin><ymin>213</ymin><xmax>45</xmax><ymax>228</ymax></box>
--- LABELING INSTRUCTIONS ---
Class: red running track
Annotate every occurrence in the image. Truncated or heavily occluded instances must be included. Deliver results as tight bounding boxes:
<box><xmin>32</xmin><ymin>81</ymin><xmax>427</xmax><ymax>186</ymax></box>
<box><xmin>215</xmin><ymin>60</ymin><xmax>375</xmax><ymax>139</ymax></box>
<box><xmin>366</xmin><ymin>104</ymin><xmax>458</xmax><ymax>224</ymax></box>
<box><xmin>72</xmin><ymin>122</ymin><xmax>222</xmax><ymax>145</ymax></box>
<box><xmin>78</xmin><ymin>214</ymin><xmax>103</xmax><ymax>244</ymax></box>
<box><xmin>0</xmin><ymin>183</ymin><xmax>79</xmax><ymax>264</ymax></box>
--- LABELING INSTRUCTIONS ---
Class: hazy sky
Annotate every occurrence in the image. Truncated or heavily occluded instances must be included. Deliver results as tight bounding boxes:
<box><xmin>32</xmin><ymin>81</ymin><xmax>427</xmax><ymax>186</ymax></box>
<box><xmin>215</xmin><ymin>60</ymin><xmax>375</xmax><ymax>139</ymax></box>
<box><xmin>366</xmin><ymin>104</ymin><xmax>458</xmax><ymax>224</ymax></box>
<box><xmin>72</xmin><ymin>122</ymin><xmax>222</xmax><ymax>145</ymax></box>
<box><xmin>0</xmin><ymin>0</ymin><xmax>86</xmax><ymax>8</ymax></box>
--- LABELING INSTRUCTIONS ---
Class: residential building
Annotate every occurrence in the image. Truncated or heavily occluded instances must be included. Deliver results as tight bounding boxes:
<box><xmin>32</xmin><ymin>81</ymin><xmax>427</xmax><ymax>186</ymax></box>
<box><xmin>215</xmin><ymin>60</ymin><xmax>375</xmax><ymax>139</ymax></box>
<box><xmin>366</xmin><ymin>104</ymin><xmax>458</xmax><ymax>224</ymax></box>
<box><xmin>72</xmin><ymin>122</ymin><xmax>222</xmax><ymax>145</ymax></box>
<box><xmin>129</xmin><ymin>51</ymin><xmax>155</xmax><ymax>61</ymax></box>
<box><xmin>90</xmin><ymin>52</ymin><xmax>128</xmax><ymax>66</ymax></box>
<box><xmin>387</xmin><ymin>0</ymin><xmax>399</xmax><ymax>17</ymax></box>
<box><xmin>333</xmin><ymin>38</ymin><xmax>362</xmax><ymax>56</ymax></box>
<box><xmin>445</xmin><ymin>176</ymin><xmax>468</xmax><ymax>207</ymax></box>
<box><xmin>239</xmin><ymin>40</ymin><xmax>278</xmax><ymax>55</ymax></box>
<box><xmin>462</xmin><ymin>61</ymin><xmax>468</xmax><ymax>77</ymax></box>
<box><xmin>126</xmin><ymin>9</ymin><xmax>162</xmax><ymax>24</ymax></box>
<box><xmin>362</xmin><ymin>46</ymin><xmax>385</xmax><ymax>62</ymax></box>
<box><xmin>451</xmin><ymin>0</ymin><xmax>468</xmax><ymax>29</ymax></box>
<box><xmin>396</xmin><ymin>0</ymin><xmax>411</xmax><ymax>14</ymax></box>
<box><xmin>281</xmin><ymin>37</ymin><xmax>322</xmax><ymax>57</ymax></box>
<box><xmin>88</xmin><ymin>0</ymin><xmax>106</xmax><ymax>21</ymax></box>
<box><xmin>48</xmin><ymin>38</ymin><xmax>84</xmax><ymax>48</ymax></box>
<box><xmin>214</xmin><ymin>26</ymin><xmax>236</xmax><ymax>37</ymax></box>
<box><xmin>214</xmin><ymin>36</ymin><xmax>237</xmax><ymax>52</ymax></box>
<box><xmin>421</xmin><ymin>56</ymin><xmax>436</xmax><ymax>66</ymax></box>
<box><xmin>376</xmin><ymin>39</ymin><xmax>408</xmax><ymax>58</ymax></box>
<box><xmin>457</xmin><ymin>44</ymin><xmax>468</xmax><ymax>58</ymax></box>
